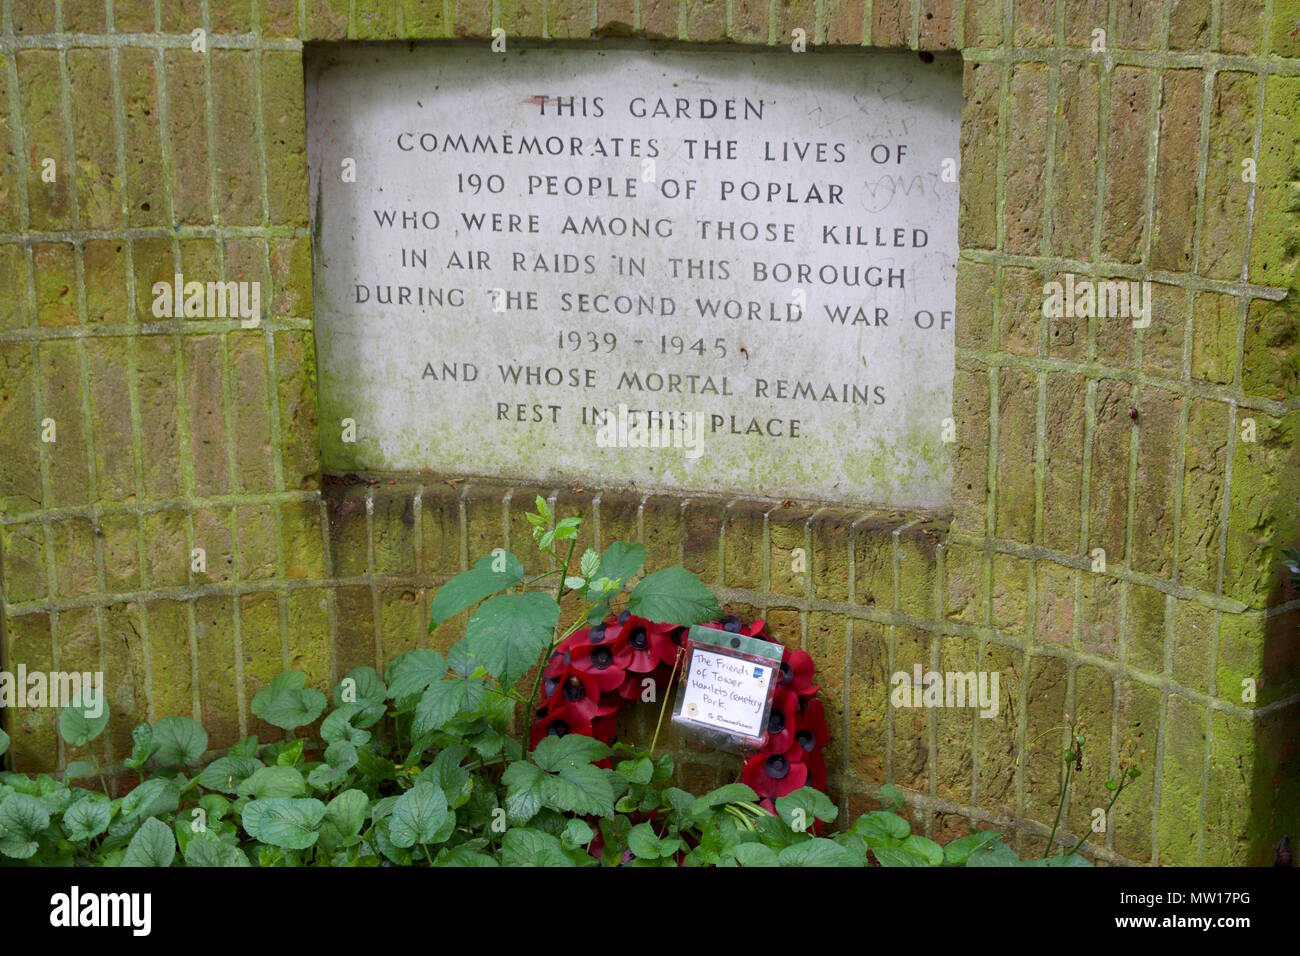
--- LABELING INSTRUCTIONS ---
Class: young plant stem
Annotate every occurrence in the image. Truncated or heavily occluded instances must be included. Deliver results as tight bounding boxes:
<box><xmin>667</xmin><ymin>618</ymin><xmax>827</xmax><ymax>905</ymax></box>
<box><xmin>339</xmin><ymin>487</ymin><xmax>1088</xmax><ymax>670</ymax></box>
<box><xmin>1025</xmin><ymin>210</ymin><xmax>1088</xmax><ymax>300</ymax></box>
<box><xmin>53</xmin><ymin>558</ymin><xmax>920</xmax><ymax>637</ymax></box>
<box><xmin>648</xmin><ymin>646</ymin><xmax>684</xmax><ymax>756</ymax></box>
<box><xmin>91</xmin><ymin>753</ymin><xmax>110</xmax><ymax>797</ymax></box>
<box><xmin>1065</xmin><ymin>776</ymin><xmax>1127</xmax><ymax>858</ymax></box>
<box><xmin>520</xmin><ymin>539</ymin><xmax>581</xmax><ymax>751</ymax></box>
<box><xmin>1043</xmin><ymin>759</ymin><xmax>1073</xmax><ymax>858</ymax></box>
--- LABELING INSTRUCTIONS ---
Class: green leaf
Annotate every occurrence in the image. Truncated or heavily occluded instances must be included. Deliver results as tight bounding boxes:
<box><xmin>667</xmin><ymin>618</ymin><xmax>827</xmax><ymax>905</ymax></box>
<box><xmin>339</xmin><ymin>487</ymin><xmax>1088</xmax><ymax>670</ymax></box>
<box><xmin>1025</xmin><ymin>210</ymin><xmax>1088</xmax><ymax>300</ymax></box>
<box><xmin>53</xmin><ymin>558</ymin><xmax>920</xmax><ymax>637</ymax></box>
<box><xmin>122</xmin><ymin>817</ymin><xmax>176</xmax><ymax>867</ymax></box>
<box><xmin>63</xmin><ymin>760</ymin><xmax>97</xmax><ymax>782</ymax></box>
<box><xmin>561</xmin><ymin>818</ymin><xmax>595</xmax><ymax>851</ymax></box>
<box><xmin>853</xmin><ymin>810</ymin><xmax>911</xmax><ymax>843</ymax></box>
<box><xmin>389</xmin><ymin>783</ymin><xmax>450</xmax><ymax>848</ymax></box>
<box><xmin>413</xmin><ymin>678</ymin><xmax>487</xmax><ymax>737</ymax></box>
<box><xmin>501</xmin><ymin>761</ymin><xmax>547</xmax><ymax>825</ymax></box>
<box><xmin>627</xmin><ymin>822</ymin><xmax>673</xmax><ymax>860</ymax></box>
<box><xmin>579</xmin><ymin>548</ymin><xmax>600</xmax><ymax>579</ymax></box>
<box><xmin>0</xmin><ymin>793</ymin><xmax>50</xmax><ymax>859</ymax></box>
<box><xmin>58</xmin><ymin>689</ymin><xmax>110</xmax><ymax>747</ymax></box>
<box><xmin>870</xmin><ymin>844</ymin><xmax>932</xmax><ymax>867</ymax></box>
<box><xmin>965</xmin><ymin>839</ymin><xmax>1022</xmax><ymax>867</ymax></box>
<box><xmin>241</xmin><ymin>797</ymin><xmax>327</xmax><ymax>850</ymax></box>
<box><xmin>184</xmin><ymin>835</ymin><xmax>250</xmax><ymax>867</ymax></box>
<box><xmin>532</xmin><ymin>734</ymin><xmax>610</xmax><ymax>771</ymax></box>
<box><xmin>384</xmin><ymin>649</ymin><xmax>448</xmax><ymax>703</ymax></box>
<box><xmin>332</xmin><ymin>666</ymin><xmax>388</xmax><ymax>726</ymax></box>
<box><xmin>151</xmin><ymin>715</ymin><xmax>209</xmax><ymax>766</ymax></box>
<box><xmin>778</xmin><ymin>838</ymin><xmax>857</xmax><ymax>867</ymax></box>
<box><xmin>942</xmin><ymin>830</ymin><xmax>1000</xmax><ymax>866</ymax></box>
<box><xmin>123</xmin><ymin>723</ymin><xmax>154</xmax><ymax>769</ymax></box>
<box><xmin>585</xmin><ymin>541</ymin><xmax>648</xmax><ymax>619</ymax></box>
<box><xmin>775</xmin><ymin>787</ymin><xmax>839</xmax><ymax>829</ymax></box>
<box><xmin>617</xmin><ymin>757</ymin><xmax>654</xmax><ymax>785</ymax></box>
<box><xmin>318</xmin><ymin>789</ymin><xmax>369</xmax><ymax>852</ymax></box>
<box><xmin>119</xmin><ymin>778</ymin><xmax>181</xmax><ymax>824</ymax></box>
<box><xmin>901</xmin><ymin>834</ymin><xmax>943</xmax><ymax>866</ymax></box>
<box><xmin>627</xmin><ymin>567</ymin><xmax>721</xmax><ymax>625</ymax></box>
<box><xmin>731</xmin><ymin>842</ymin><xmax>781</xmax><ymax>867</ymax></box>
<box><xmin>0</xmin><ymin>725</ymin><xmax>8</xmax><ymax>757</ymax></box>
<box><xmin>198</xmin><ymin>755</ymin><xmax>264</xmax><ymax>795</ymax></box>
<box><xmin>62</xmin><ymin>797</ymin><xmax>112</xmax><ymax>842</ymax></box>
<box><xmin>307</xmin><ymin>740</ymin><xmax>358</xmax><ymax>789</ymax></box>
<box><xmin>250</xmin><ymin>671</ymin><xmax>327</xmax><ymax>731</ymax></box>
<box><xmin>237</xmin><ymin>765</ymin><xmax>306</xmax><ymax>800</ymax></box>
<box><xmin>320</xmin><ymin>703</ymin><xmax>372</xmax><ymax>748</ymax></box>
<box><xmin>429</xmin><ymin>552</ymin><xmax>525</xmax><ymax>630</ymax></box>
<box><xmin>461</xmin><ymin>592</ymin><xmax>560</xmax><ymax>687</ymax></box>
<box><xmin>545</xmin><ymin>763</ymin><xmax>616</xmax><ymax>818</ymax></box>
<box><xmin>501</xmin><ymin>828</ymin><xmax>573</xmax><ymax>867</ymax></box>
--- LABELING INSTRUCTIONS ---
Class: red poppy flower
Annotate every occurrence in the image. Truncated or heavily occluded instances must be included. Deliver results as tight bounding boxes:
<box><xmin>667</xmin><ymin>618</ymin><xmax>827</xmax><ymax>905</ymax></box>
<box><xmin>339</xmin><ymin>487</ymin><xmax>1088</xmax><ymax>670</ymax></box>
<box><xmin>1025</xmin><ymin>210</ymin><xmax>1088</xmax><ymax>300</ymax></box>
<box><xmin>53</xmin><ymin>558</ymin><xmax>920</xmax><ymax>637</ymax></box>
<box><xmin>779</xmin><ymin>649</ymin><xmax>819</xmax><ymax>697</ymax></box>
<box><xmin>742</xmin><ymin>750</ymin><xmax>809</xmax><ymax>799</ymax></box>
<box><xmin>610</xmin><ymin>616</ymin><xmax>678</xmax><ymax>673</ymax></box>
<box><xmin>529</xmin><ymin>704</ymin><xmax>593</xmax><ymax>749</ymax></box>
<box><xmin>590</xmin><ymin>712</ymin><xmax>619</xmax><ymax>745</ymax></box>
<box><xmin>763</xmin><ymin>688</ymin><xmax>798</xmax><ymax>754</ymax></box>
<box><xmin>794</xmin><ymin>699</ymin><xmax>829</xmax><ymax>753</ymax></box>
<box><xmin>569</xmin><ymin>640</ymin><xmax>628</xmax><ymax>692</ymax></box>
<box><xmin>545</xmin><ymin>669</ymin><xmax>619</xmax><ymax>723</ymax></box>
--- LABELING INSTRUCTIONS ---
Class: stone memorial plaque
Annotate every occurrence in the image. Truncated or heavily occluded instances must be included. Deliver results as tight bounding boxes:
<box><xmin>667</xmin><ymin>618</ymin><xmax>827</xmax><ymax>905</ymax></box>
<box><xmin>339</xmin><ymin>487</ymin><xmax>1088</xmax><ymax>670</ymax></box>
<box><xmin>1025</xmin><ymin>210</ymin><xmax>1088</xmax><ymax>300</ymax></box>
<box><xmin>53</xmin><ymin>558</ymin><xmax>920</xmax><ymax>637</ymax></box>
<box><xmin>306</xmin><ymin>46</ymin><xmax>960</xmax><ymax>505</ymax></box>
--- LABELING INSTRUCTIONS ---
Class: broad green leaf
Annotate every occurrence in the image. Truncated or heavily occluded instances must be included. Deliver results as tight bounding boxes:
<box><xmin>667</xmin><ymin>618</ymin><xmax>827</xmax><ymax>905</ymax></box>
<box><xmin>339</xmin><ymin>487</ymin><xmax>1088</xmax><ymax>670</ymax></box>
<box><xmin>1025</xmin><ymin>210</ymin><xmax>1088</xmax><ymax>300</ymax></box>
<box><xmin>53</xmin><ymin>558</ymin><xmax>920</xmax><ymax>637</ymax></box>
<box><xmin>237</xmin><ymin>765</ymin><xmax>306</xmax><ymax>800</ymax></box>
<box><xmin>0</xmin><ymin>793</ymin><xmax>50</xmax><ymax>859</ymax></box>
<box><xmin>250</xmin><ymin>671</ymin><xmax>327</xmax><ymax>730</ymax></box>
<box><xmin>151</xmin><ymin>715</ymin><xmax>209</xmax><ymax>766</ymax></box>
<box><xmin>429</xmin><ymin>552</ymin><xmax>525</xmax><ymax>630</ymax></box>
<box><xmin>853</xmin><ymin>810</ymin><xmax>911</xmax><ymax>843</ymax></box>
<box><xmin>617</xmin><ymin>757</ymin><xmax>654</xmax><ymax>785</ymax></box>
<box><xmin>941</xmin><ymin>830</ymin><xmax>1000</xmax><ymax>866</ymax></box>
<box><xmin>501</xmin><ymin>761</ymin><xmax>547</xmax><ymax>825</ymax></box>
<box><xmin>501</xmin><ymin>828</ymin><xmax>573</xmax><ymax>867</ymax></box>
<box><xmin>122</xmin><ymin>817</ymin><xmax>176</xmax><ymax>867</ymax></box>
<box><xmin>62</xmin><ymin>797</ymin><xmax>112</xmax><ymax>842</ymax></box>
<box><xmin>561</xmin><ymin>818</ymin><xmax>595</xmax><ymax>851</ymax></box>
<box><xmin>579</xmin><ymin>548</ymin><xmax>600</xmax><ymax>579</ymax></box>
<box><xmin>435</xmin><ymin>846</ymin><xmax>500</xmax><ymax>867</ymax></box>
<box><xmin>585</xmin><ymin>541</ymin><xmax>648</xmax><ymax>619</ymax></box>
<box><xmin>332</xmin><ymin>666</ymin><xmax>388</xmax><ymax>726</ymax></box>
<box><xmin>778</xmin><ymin>838</ymin><xmax>858</xmax><ymax>867</ymax></box>
<box><xmin>241</xmin><ymin>797</ymin><xmax>326</xmax><ymax>850</ymax></box>
<box><xmin>965</xmin><ymin>839</ymin><xmax>1022</xmax><ymax>867</ymax></box>
<box><xmin>731</xmin><ymin>842</ymin><xmax>780</xmax><ymax>867</ymax></box>
<box><xmin>385</xmin><ymin>649</ymin><xmax>448</xmax><ymax>703</ymax></box>
<box><xmin>63</xmin><ymin>760</ymin><xmax>97</xmax><ymax>782</ymax></box>
<box><xmin>184</xmin><ymin>835</ymin><xmax>250</xmax><ymax>867</ymax></box>
<box><xmin>627</xmin><ymin>567</ymin><xmax>721</xmax><ymax>625</ymax></box>
<box><xmin>531</xmin><ymin>734</ymin><xmax>610</xmax><ymax>772</ymax></box>
<box><xmin>307</xmin><ymin>741</ymin><xmax>358</xmax><ymax>790</ymax></box>
<box><xmin>320</xmin><ymin>704</ymin><xmax>372</xmax><ymax>747</ymax></box>
<box><xmin>902</xmin><ymin>834</ymin><xmax>944</xmax><ymax>866</ymax></box>
<box><xmin>58</xmin><ymin>689</ymin><xmax>110</xmax><ymax>747</ymax></box>
<box><xmin>319</xmin><ymin>789</ymin><xmax>369</xmax><ymax>852</ymax></box>
<box><xmin>413</xmin><ymin>678</ymin><xmax>487</xmax><ymax>737</ymax></box>
<box><xmin>461</xmin><ymin>592</ymin><xmax>560</xmax><ymax>687</ymax></box>
<box><xmin>690</xmin><ymin>783</ymin><xmax>759</xmax><ymax>821</ymax></box>
<box><xmin>544</xmin><ymin>763</ymin><xmax>616</xmax><ymax>819</ymax></box>
<box><xmin>198</xmin><ymin>755</ymin><xmax>264</xmax><ymax>795</ymax></box>
<box><xmin>389</xmin><ymin>783</ymin><xmax>450</xmax><ymax>848</ymax></box>
<box><xmin>628</xmin><ymin>822</ymin><xmax>670</xmax><ymax>860</ymax></box>
<box><xmin>870</xmin><ymin>844</ymin><xmax>931</xmax><ymax>867</ymax></box>
<box><xmin>119</xmin><ymin>778</ymin><xmax>181</xmax><ymax>823</ymax></box>
<box><xmin>775</xmin><ymin>787</ymin><xmax>839</xmax><ymax>828</ymax></box>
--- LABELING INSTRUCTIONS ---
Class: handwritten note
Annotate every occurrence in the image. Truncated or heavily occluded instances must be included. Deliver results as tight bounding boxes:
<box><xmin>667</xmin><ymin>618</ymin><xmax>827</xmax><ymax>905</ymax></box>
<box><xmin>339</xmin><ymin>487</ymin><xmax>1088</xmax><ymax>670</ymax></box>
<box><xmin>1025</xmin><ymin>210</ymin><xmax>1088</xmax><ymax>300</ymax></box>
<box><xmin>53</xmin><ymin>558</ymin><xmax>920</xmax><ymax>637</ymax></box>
<box><xmin>678</xmin><ymin>648</ymin><xmax>775</xmax><ymax>738</ymax></box>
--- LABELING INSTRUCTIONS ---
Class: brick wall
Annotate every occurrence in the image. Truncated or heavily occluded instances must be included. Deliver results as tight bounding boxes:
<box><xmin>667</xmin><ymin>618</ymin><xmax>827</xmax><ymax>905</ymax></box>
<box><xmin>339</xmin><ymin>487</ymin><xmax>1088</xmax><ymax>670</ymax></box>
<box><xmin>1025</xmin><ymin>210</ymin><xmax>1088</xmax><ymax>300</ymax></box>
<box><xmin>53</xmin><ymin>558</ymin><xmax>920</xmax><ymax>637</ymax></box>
<box><xmin>0</xmin><ymin>0</ymin><xmax>1297</xmax><ymax>865</ymax></box>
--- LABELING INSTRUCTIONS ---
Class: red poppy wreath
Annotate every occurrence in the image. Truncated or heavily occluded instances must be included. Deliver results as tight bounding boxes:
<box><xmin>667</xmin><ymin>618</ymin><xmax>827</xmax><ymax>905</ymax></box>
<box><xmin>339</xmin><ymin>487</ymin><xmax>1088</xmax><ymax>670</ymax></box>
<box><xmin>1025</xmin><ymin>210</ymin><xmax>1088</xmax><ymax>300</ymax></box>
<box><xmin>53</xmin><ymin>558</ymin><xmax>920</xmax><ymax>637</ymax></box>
<box><xmin>531</xmin><ymin>612</ymin><xmax>829</xmax><ymax>814</ymax></box>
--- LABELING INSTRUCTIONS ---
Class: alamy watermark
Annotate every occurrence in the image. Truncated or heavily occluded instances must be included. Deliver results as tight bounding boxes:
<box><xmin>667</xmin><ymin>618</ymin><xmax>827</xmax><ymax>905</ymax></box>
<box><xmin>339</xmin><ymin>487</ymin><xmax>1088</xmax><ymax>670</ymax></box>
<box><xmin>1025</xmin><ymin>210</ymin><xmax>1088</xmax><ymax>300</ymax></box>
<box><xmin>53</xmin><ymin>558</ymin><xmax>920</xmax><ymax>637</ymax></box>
<box><xmin>151</xmin><ymin>272</ymin><xmax>261</xmax><ymax>326</ymax></box>
<box><xmin>1041</xmin><ymin>273</ymin><xmax>1152</xmax><ymax>329</ymax></box>
<box><xmin>594</xmin><ymin>403</ymin><xmax>707</xmax><ymax>459</ymax></box>
<box><xmin>0</xmin><ymin>667</ymin><xmax>104</xmax><ymax>716</ymax></box>
<box><xmin>890</xmin><ymin>664</ymin><xmax>1000</xmax><ymax>718</ymax></box>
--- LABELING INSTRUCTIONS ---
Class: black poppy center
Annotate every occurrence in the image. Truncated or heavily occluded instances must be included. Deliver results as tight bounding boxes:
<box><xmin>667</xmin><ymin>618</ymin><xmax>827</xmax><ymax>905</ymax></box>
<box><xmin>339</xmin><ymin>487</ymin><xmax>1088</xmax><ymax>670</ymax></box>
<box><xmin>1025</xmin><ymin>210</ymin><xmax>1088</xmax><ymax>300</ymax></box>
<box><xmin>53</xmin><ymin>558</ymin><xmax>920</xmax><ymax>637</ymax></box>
<box><xmin>765</xmin><ymin>754</ymin><xmax>789</xmax><ymax>780</ymax></box>
<box><xmin>779</xmin><ymin>661</ymin><xmax>793</xmax><ymax>685</ymax></box>
<box><xmin>617</xmin><ymin>610</ymin><xmax>630</xmax><ymax>624</ymax></box>
<box><xmin>630</xmin><ymin>627</ymin><xmax>649</xmax><ymax>650</ymax></box>
<box><xmin>544</xmin><ymin>676</ymin><xmax>559</xmax><ymax>697</ymax></box>
<box><xmin>796</xmin><ymin>729</ymin><xmax>816</xmax><ymax>752</ymax></box>
<box><xmin>591</xmin><ymin>646</ymin><xmax>614</xmax><ymax>670</ymax></box>
<box><xmin>563</xmin><ymin>676</ymin><xmax>585</xmax><ymax>702</ymax></box>
<box><xmin>547</xmin><ymin>720</ymin><xmax>570</xmax><ymax>738</ymax></box>
<box><xmin>768</xmin><ymin>710</ymin><xmax>786</xmax><ymax>734</ymax></box>
<box><xmin>589</xmin><ymin>623</ymin><xmax>607</xmax><ymax>644</ymax></box>
<box><xmin>723</xmin><ymin>615</ymin><xmax>742</xmax><ymax>633</ymax></box>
